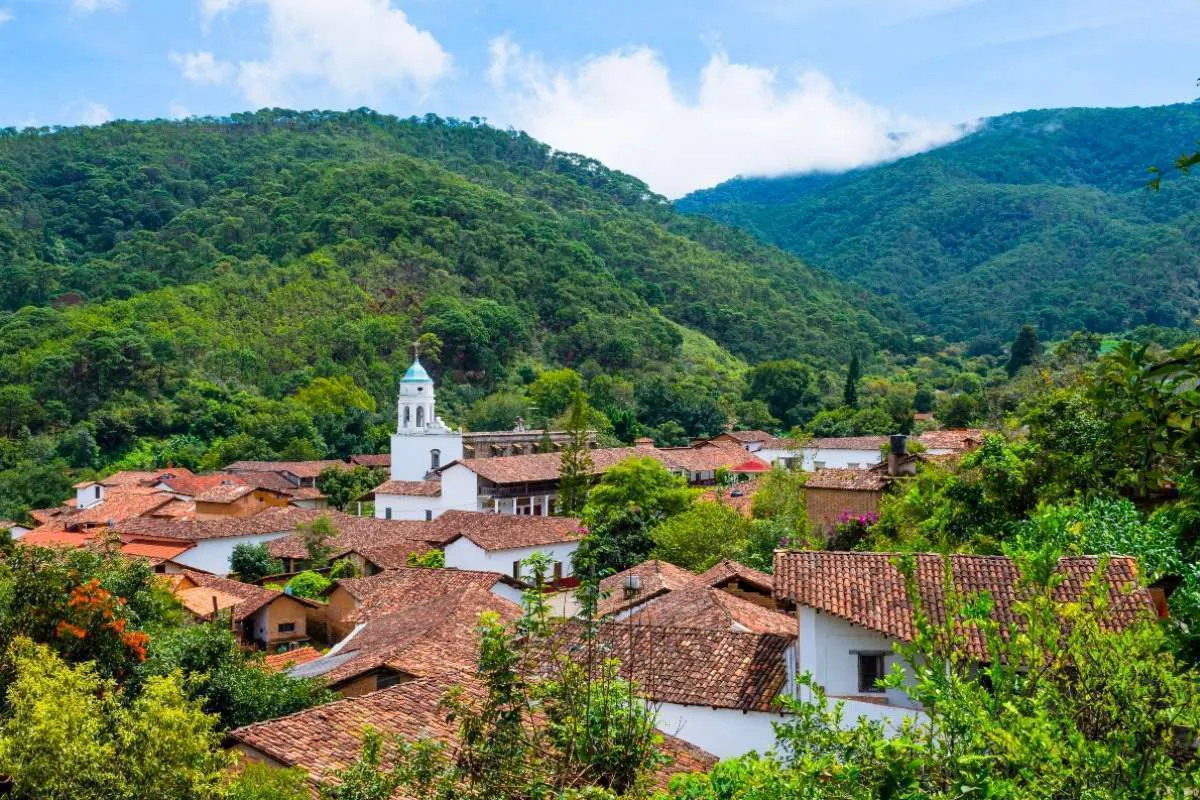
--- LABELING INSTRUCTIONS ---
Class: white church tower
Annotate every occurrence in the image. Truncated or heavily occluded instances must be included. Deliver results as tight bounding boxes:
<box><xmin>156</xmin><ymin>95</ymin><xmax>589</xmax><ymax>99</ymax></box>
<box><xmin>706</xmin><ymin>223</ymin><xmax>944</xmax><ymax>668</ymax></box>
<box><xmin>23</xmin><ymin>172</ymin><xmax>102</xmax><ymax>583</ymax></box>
<box><xmin>389</xmin><ymin>356</ymin><xmax>463</xmax><ymax>481</ymax></box>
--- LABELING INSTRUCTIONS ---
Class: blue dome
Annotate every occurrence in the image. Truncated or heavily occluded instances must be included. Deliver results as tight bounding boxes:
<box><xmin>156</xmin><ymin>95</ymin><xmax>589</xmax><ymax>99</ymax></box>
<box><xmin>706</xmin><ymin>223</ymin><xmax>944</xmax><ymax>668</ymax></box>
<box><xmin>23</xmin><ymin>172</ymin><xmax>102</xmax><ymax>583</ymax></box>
<box><xmin>401</xmin><ymin>359</ymin><xmax>432</xmax><ymax>383</ymax></box>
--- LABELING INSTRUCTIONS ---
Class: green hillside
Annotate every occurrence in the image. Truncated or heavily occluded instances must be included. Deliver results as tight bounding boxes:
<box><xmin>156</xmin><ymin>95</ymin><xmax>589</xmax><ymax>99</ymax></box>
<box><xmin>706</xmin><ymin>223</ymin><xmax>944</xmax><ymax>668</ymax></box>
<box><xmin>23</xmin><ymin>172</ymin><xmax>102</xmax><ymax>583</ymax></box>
<box><xmin>677</xmin><ymin>103</ymin><xmax>1200</xmax><ymax>343</ymax></box>
<box><xmin>0</xmin><ymin>109</ymin><xmax>910</xmax><ymax>516</ymax></box>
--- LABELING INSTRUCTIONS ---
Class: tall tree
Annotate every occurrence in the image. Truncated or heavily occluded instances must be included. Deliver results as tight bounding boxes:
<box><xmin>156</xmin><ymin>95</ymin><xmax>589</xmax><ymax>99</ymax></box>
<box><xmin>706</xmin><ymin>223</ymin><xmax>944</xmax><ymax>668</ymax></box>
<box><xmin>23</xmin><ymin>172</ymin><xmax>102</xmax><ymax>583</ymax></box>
<box><xmin>1006</xmin><ymin>324</ymin><xmax>1041</xmax><ymax>377</ymax></box>
<box><xmin>555</xmin><ymin>392</ymin><xmax>593</xmax><ymax>518</ymax></box>
<box><xmin>843</xmin><ymin>351</ymin><xmax>861</xmax><ymax>407</ymax></box>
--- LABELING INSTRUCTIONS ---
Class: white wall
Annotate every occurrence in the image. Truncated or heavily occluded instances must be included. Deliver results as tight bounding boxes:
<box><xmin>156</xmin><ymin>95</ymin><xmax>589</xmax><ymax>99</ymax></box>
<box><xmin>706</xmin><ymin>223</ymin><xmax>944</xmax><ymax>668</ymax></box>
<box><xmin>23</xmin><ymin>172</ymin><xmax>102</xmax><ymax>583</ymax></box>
<box><xmin>76</xmin><ymin>483</ymin><xmax>104</xmax><ymax>509</ymax></box>
<box><xmin>757</xmin><ymin>446</ymin><xmax>804</xmax><ymax>468</ymax></box>
<box><xmin>655</xmin><ymin>703</ymin><xmax>782</xmax><ymax>759</ymax></box>
<box><xmin>443</xmin><ymin>538</ymin><xmax>581</xmax><ymax>580</ymax></box>
<box><xmin>171</xmin><ymin>531</ymin><xmax>293</xmax><ymax>575</ymax></box>
<box><xmin>374</xmin><ymin>492</ymin><xmax>469</xmax><ymax>521</ymax></box>
<box><xmin>801</xmin><ymin>447</ymin><xmax>884</xmax><ymax>471</ymax></box>
<box><xmin>795</xmin><ymin>606</ymin><xmax>919</xmax><ymax>710</ymax></box>
<box><xmin>390</xmin><ymin>430</ymin><xmax>463</xmax><ymax>481</ymax></box>
<box><xmin>441</xmin><ymin>464</ymin><xmax>482</xmax><ymax>509</ymax></box>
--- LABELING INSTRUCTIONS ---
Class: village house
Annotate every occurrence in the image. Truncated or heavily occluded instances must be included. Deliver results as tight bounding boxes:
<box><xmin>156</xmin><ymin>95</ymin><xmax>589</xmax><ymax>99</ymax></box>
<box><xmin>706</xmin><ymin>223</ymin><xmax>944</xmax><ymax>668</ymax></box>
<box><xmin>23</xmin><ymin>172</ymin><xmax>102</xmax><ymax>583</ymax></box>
<box><xmin>171</xmin><ymin>571</ymin><xmax>317</xmax><ymax>650</ymax></box>
<box><xmin>803</xmin><ymin>468</ymin><xmax>890</xmax><ymax>534</ymax></box>
<box><xmin>224</xmin><ymin>459</ymin><xmax>352</xmax><ymax>489</ymax></box>
<box><xmin>113</xmin><ymin>507</ymin><xmax>329</xmax><ymax>574</ymax></box>
<box><xmin>194</xmin><ymin>481</ymin><xmax>293</xmax><ymax>520</ymax></box>
<box><xmin>554</xmin><ymin>621</ymin><xmax>795</xmax><ymax>759</ymax></box>
<box><xmin>435</xmin><ymin>509</ymin><xmax>585</xmax><ymax>582</ymax></box>
<box><xmin>265</xmin><ymin>514</ymin><xmax>444</xmax><ymax>575</ymax></box>
<box><xmin>596</xmin><ymin>558</ymin><xmax>775</xmax><ymax>618</ymax></box>
<box><xmin>323</xmin><ymin>566</ymin><xmax>525</xmax><ymax>642</ymax></box>
<box><xmin>288</xmin><ymin>585</ymin><xmax>520</xmax><ymax>696</ymax></box>
<box><xmin>771</xmin><ymin>550</ymin><xmax>1158</xmax><ymax>728</ymax></box>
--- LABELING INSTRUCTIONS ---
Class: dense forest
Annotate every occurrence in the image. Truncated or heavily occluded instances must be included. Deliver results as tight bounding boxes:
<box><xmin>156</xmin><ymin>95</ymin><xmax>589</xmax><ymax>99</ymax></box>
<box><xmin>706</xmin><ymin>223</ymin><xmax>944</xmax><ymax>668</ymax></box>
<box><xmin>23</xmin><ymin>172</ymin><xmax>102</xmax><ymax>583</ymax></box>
<box><xmin>0</xmin><ymin>109</ymin><xmax>926</xmax><ymax>517</ymax></box>
<box><xmin>678</xmin><ymin>103</ymin><xmax>1200</xmax><ymax>343</ymax></box>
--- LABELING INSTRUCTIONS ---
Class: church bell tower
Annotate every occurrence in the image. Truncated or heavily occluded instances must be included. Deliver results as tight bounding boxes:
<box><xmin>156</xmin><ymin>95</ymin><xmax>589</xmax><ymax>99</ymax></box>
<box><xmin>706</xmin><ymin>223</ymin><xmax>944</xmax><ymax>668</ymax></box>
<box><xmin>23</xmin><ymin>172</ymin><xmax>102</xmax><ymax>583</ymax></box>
<box><xmin>389</xmin><ymin>352</ymin><xmax>463</xmax><ymax>481</ymax></box>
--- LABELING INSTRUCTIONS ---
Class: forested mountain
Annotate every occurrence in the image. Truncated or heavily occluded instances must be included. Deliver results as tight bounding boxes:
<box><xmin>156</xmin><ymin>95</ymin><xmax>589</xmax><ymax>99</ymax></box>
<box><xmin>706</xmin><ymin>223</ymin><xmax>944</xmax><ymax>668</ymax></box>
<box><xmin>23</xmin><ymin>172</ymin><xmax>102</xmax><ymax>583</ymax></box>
<box><xmin>0</xmin><ymin>109</ymin><xmax>912</xmax><ymax>514</ymax></box>
<box><xmin>678</xmin><ymin>103</ymin><xmax>1200</xmax><ymax>343</ymax></box>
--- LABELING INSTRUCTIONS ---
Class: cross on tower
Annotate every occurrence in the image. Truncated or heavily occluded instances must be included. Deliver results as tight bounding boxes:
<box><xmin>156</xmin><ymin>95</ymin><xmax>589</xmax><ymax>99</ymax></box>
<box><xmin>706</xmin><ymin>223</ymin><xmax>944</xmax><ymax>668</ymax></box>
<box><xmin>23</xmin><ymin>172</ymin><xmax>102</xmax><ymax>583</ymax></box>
<box><xmin>412</xmin><ymin>340</ymin><xmax>421</xmax><ymax>360</ymax></box>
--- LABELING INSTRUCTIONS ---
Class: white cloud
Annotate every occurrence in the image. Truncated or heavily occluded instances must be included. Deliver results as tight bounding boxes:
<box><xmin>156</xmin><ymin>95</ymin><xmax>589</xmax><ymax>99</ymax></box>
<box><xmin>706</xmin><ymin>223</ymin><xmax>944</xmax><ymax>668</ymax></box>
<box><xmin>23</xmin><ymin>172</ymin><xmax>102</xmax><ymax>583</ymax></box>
<box><xmin>170</xmin><ymin>50</ymin><xmax>235</xmax><ymax>85</ymax></box>
<box><xmin>0</xmin><ymin>9</ymin><xmax>12</xmax><ymax>23</ymax></box>
<box><xmin>197</xmin><ymin>0</ymin><xmax>451</xmax><ymax>107</ymax></box>
<box><xmin>80</xmin><ymin>102</ymin><xmax>113</xmax><ymax>126</ymax></box>
<box><xmin>488</xmin><ymin>37</ymin><xmax>967</xmax><ymax>198</ymax></box>
<box><xmin>73</xmin><ymin>0</ymin><xmax>123</xmax><ymax>12</ymax></box>
<box><xmin>201</xmin><ymin>0</ymin><xmax>241</xmax><ymax>19</ymax></box>
<box><xmin>169</xmin><ymin>103</ymin><xmax>192</xmax><ymax>119</ymax></box>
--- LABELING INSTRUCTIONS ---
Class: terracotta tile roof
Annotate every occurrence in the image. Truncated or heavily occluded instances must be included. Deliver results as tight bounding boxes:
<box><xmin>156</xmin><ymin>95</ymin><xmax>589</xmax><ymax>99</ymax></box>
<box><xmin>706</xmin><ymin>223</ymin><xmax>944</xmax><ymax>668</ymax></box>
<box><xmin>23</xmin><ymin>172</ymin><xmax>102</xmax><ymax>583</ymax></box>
<box><xmin>303</xmin><ymin>587</ymin><xmax>521</xmax><ymax>686</ymax></box>
<box><xmin>773</xmin><ymin>551</ymin><xmax>1156</xmax><ymax>658</ymax></box>
<box><xmin>434</xmin><ymin>510</ymin><xmax>584</xmax><ymax>551</ymax></box>
<box><xmin>552</xmin><ymin>622</ymin><xmax>792</xmax><ymax>712</ymax></box>
<box><xmin>96</xmin><ymin>470</ymin><xmax>168</xmax><ymax>487</ymax></box>
<box><xmin>716</xmin><ymin>430</ymin><xmax>774</xmax><ymax>444</ymax></box>
<box><xmin>230</xmin><ymin>674</ymin><xmax>715</xmax><ymax>796</ymax></box>
<box><xmin>917</xmin><ymin>429</ymin><xmax>988</xmax><ymax>452</ymax></box>
<box><xmin>803</xmin><ymin>436</ymin><xmax>890</xmax><ymax>452</ymax></box>
<box><xmin>286</xmin><ymin>487</ymin><xmax>327</xmax><ymax>501</ymax></box>
<box><xmin>660</xmin><ymin>448</ymin><xmax>770</xmax><ymax>474</ymax></box>
<box><xmin>447</xmin><ymin>447</ymin><xmax>649</xmax><ymax>484</ymax></box>
<box><xmin>154</xmin><ymin>470</ymin><xmax>245</xmax><ymax>498</ymax></box>
<box><xmin>761</xmin><ymin>436</ymin><xmax>803</xmax><ymax>450</ymax></box>
<box><xmin>596</xmin><ymin>560</ymin><xmax>699</xmax><ymax>617</ymax></box>
<box><xmin>625</xmin><ymin>585</ymin><xmax>795</xmax><ymax>636</ymax></box>
<box><xmin>804</xmin><ymin>468</ymin><xmax>889</xmax><ymax>491</ymax></box>
<box><xmin>235</xmin><ymin>471</ymin><xmax>300</xmax><ymax>493</ymax></box>
<box><xmin>353</xmin><ymin>541</ymin><xmax>432</xmax><ymax>570</ymax></box>
<box><xmin>20</xmin><ymin>529</ymin><xmax>94</xmax><ymax>548</ymax></box>
<box><xmin>114</xmin><ymin>506</ymin><xmax>327</xmax><ymax>541</ymax></box>
<box><xmin>28</xmin><ymin>507</ymin><xmax>69</xmax><ymax>525</ymax></box>
<box><xmin>267</xmin><ymin>516</ymin><xmax>436</xmax><ymax>560</ymax></box>
<box><xmin>147</xmin><ymin>498</ymin><xmax>196</xmax><ymax>519</ymax></box>
<box><xmin>118</xmin><ymin>538</ymin><xmax>194</xmax><ymax>561</ymax></box>
<box><xmin>367</xmin><ymin>479</ymin><xmax>442</xmax><ymax>498</ymax></box>
<box><xmin>699</xmin><ymin>478</ymin><xmax>760</xmax><ymax>517</ymax></box>
<box><xmin>225</xmin><ymin>460</ymin><xmax>352</xmax><ymax>480</ymax></box>
<box><xmin>332</xmin><ymin>566</ymin><xmax>516</xmax><ymax>623</ymax></box>
<box><xmin>262</xmin><ymin>646</ymin><xmax>324</xmax><ymax>672</ymax></box>
<box><xmin>175</xmin><ymin>570</ymin><xmax>290</xmax><ymax>623</ymax></box>
<box><xmin>31</xmin><ymin>488</ymin><xmax>178</xmax><ymax>534</ymax></box>
<box><xmin>195</xmin><ymin>483</ymin><xmax>256</xmax><ymax>504</ymax></box>
<box><xmin>349</xmin><ymin>454</ymin><xmax>391</xmax><ymax>467</ymax></box>
<box><xmin>699</xmin><ymin>559</ymin><xmax>774</xmax><ymax>594</ymax></box>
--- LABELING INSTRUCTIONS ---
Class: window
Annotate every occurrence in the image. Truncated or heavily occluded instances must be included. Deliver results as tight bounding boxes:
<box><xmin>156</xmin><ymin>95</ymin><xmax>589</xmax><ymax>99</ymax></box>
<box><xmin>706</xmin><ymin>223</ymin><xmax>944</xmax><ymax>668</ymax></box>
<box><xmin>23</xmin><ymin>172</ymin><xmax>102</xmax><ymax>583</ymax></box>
<box><xmin>848</xmin><ymin>462</ymin><xmax>860</xmax><ymax>469</ymax></box>
<box><xmin>416</xmin><ymin>406</ymin><xmax>425</xmax><ymax>427</ymax></box>
<box><xmin>384</xmin><ymin>507</ymin><xmax>392</xmax><ymax>520</ymax></box>
<box><xmin>376</xmin><ymin>670</ymin><xmax>406</xmax><ymax>690</ymax></box>
<box><xmin>94</xmin><ymin>486</ymin><xmax>101</xmax><ymax>499</ymax></box>
<box><xmin>553</xmin><ymin>562</ymin><xmax>563</xmax><ymax>582</ymax></box>
<box><xmin>813</xmin><ymin>461</ymin><xmax>826</xmax><ymax>470</ymax></box>
<box><xmin>513</xmin><ymin>560</ymin><xmax>522</xmax><ymax>579</ymax></box>
<box><xmin>425</xmin><ymin>509</ymin><xmax>433</xmax><ymax>521</ymax></box>
<box><xmin>857</xmin><ymin>653</ymin><xmax>886</xmax><ymax>693</ymax></box>
<box><xmin>430</xmin><ymin>449</ymin><xmax>440</xmax><ymax>470</ymax></box>
<box><xmin>403</xmin><ymin>407</ymin><xmax>411</xmax><ymax>428</ymax></box>
<box><xmin>278</xmin><ymin>622</ymin><xmax>296</xmax><ymax>634</ymax></box>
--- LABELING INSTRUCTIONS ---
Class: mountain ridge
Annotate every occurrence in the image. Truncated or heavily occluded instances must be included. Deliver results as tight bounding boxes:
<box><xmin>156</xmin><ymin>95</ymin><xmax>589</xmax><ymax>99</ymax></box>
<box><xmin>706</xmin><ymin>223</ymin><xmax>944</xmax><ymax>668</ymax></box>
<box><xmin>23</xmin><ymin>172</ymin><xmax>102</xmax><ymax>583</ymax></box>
<box><xmin>678</xmin><ymin>102</ymin><xmax>1200</xmax><ymax>342</ymax></box>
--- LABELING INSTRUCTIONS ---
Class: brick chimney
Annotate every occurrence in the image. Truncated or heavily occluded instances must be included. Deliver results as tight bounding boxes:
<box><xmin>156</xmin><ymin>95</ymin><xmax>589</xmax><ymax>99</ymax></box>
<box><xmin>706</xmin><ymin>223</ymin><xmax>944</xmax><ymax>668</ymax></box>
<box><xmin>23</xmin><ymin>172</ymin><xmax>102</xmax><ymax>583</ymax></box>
<box><xmin>887</xmin><ymin>434</ymin><xmax>911</xmax><ymax>477</ymax></box>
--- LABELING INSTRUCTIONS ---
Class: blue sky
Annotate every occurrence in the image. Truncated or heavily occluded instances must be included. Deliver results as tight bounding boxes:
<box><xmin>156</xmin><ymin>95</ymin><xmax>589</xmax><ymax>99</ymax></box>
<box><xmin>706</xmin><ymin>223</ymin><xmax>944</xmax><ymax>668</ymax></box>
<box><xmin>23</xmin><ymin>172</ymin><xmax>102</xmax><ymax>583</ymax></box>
<box><xmin>0</xmin><ymin>0</ymin><xmax>1197</xmax><ymax>196</ymax></box>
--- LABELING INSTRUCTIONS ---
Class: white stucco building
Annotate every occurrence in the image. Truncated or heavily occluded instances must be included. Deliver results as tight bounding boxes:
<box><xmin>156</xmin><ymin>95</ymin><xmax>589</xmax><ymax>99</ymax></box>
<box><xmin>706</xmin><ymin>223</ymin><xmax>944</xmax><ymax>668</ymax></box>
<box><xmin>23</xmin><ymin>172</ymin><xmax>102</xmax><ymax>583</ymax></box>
<box><xmin>435</xmin><ymin>510</ymin><xmax>584</xmax><ymax>582</ymax></box>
